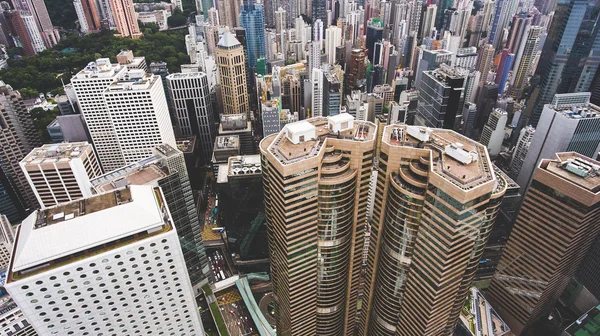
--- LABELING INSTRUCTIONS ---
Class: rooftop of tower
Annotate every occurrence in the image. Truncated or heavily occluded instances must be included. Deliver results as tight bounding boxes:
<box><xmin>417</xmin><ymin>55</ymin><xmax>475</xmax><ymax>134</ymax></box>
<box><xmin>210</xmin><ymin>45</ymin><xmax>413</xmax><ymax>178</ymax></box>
<box><xmin>7</xmin><ymin>186</ymin><xmax>171</xmax><ymax>281</ymax></box>
<box><xmin>544</xmin><ymin>152</ymin><xmax>600</xmax><ymax>193</ymax></box>
<box><xmin>106</xmin><ymin>70</ymin><xmax>159</xmax><ymax>92</ymax></box>
<box><xmin>73</xmin><ymin>58</ymin><xmax>123</xmax><ymax>79</ymax></box>
<box><xmin>266</xmin><ymin>113</ymin><xmax>376</xmax><ymax>165</ymax></box>
<box><xmin>21</xmin><ymin>142</ymin><xmax>93</xmax><ymax>165</ymax></box>
<box><xmin>90</xmin><ymin>156</ymin><xmax>168</xmax><ymax>193</ymax></box>
<box><xmin>217</xmin><ymin>31</ymin><xmax>242</xmax><ymax>49</ymax></box>
<box><xmin>382</xmin><ymin>125</ymin><xmax>495</xmax><ymax>191</ymax></box>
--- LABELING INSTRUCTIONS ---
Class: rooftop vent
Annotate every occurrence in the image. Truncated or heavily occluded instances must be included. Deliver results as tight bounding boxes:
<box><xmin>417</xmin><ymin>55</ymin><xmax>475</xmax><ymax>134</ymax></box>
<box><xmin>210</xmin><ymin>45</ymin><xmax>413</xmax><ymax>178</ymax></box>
<box><xmin>445</xmin><ymin>143</ymin><xmax>478</xmax><ymax>165</ymax></box>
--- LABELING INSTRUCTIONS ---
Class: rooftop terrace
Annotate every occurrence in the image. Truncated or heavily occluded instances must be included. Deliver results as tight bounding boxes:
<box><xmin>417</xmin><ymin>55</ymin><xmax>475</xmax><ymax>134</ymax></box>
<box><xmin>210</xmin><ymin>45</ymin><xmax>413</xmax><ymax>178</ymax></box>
<box><xmin>546</xmin><ymin>153</ymin><xmax>600</xmax><ymax>193</ymax></box>
<box><xmin>383</xmin><ymin>125</ymin><xmax>495</xmax><ymax>191</ymax></box>
<box><xmin>90</xmin><ymin>156</ymin><xmax>168</xmax><ymax>193</ymax></box>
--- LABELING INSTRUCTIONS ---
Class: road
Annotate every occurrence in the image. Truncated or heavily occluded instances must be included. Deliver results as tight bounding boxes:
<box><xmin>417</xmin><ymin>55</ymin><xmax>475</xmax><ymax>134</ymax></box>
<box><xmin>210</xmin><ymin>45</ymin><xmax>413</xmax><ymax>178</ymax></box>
<box><xmin>217</xmin><ymin>289</ymin><xmax>258</xmax><ymax>336</ymax></box>
<box><xmin>207</xmin><ymin>248</ymin><xmax>234</xmax><ymax>281</ymax></box>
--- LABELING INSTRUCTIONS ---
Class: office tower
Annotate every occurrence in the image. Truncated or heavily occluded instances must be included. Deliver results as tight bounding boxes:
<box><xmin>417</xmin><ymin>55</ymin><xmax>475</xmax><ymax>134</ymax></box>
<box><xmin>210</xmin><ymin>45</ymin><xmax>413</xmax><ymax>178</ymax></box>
<box><xmin>527</xmin><ymin>0</ymin><xmax>588</xmax><ymax>127</ymax></box>
<box><xmin>476</xmin><ymin>44</ymin><xmax>495</xmax><ymax>84</ymax></box>
<box><xmin>366</xmin><ymin>18</ymin><xmax>383</xmax><ymax>63</ymax></box>
<box><xmin>219</xmin><ymin>114</ymin><xmax>254</xmax><ymax>154</ymax></box>
<box><xmin>480</xmin><ymin>108</ymin><xmax>508</xmax><ymax>157</ymax></box>
<box><xmin>506</xmin><ymin>13</ymin><xmax>531</xmax><ymax>54</ymax></box>
<box><xmin>373</xmin><ymin>84</ymin><xmax>393</xmax><ymax>108</ymax></box>
<box><xmin>11</xmin><ymin>0</ymin><xmax>59</xmax><ymax>47</ymax></box>
<box><xmin>166</xmin><ymin>72</ymin><xmax>216</xmax><ymax>164</ymax></box>
<box><xmin>216</xmin><ymin>32</ymin><xmax>250</xmax><ymax>117</ymax></box>
<box><xmin>509</xmin><ymin>125</ymin><xmax>535</xmax><ymax>179</ymax></box>
<box><xmin>415</xmin><ymin>65</ymin><xmax>466</xmax><ymax>130</ymax></box>
<box><xmin>73</xmin><ymin>0</ymin><xmax>101</xmax><ymax>34</ymax></box>
<box><xmin>358</xmin><ymin>124</ymin><xmax>506</xmax><ymax>336</ymax></box>
<box><xmin>344</xmin><ymin>48</ymin><xmax>367</xmax><ymax>98</ymax></box>
<box><xmin>216</xmin><ymin>155</ymin><xmax>267</xmax><ymax>262</ymax></box>
<box><xmin>103</xmin><ymin>70</ymin><xmax>176</xmax><ymax>165</ymax></box>
<box><xmin>261</xmin><ymin>99</ymin><xmax>280</xmax><ymax>137</ymax></box>
<box><xmin>71</xmin><ymin>59</ymin><xmax>128</xmax><ymax>171</ymax></box>
<box><xmin>312</xmin><ymin>0</ymin><xmax>326</xmax><ymax>26</ymax></box>
<box><xmin>323</xmin><ymin>70</ymin><xmax>341</xmax><ymax>116</ymax></box>
<box><xmin>495</xmin><ymin>49</ymin><xmax>514</xmax><ymax>95</ymax></box>
<box><xmin>414</xmin><ymin>49</ymin><xmax>453</xmax><ymax>88</ymax></box>
<box><xmin>20</xmin><ymin>143</ymin><xmax>102</xmax><ymax>208</ymax></box>
<box><xmin>21</xmin><ymin>13</ymin><xmax>45</xmax><ymax>52</ymax></box>
<box><xmin>0</xmin><ymin>171</ymin><xmax>27</xmax><ymax>223</ymax></box>
<box><xmin>516</xmin><ymin>93</ymin><xmax>600</xmax><ymax>194</ymax></box>
<box><xmin>216</xmin><ymin>0</ymin><xmax>238</xmax><ymax>27</ymax></box>
<box><xmin>325</xmin><ymin>26</ymin><xmax>342</xmax><ymax>64</ymax></box>
<box><xmin>282</xmin><ymin>75</ymin><xmax>302</xmax><ymax>114</ymax></box>
<box><xmin>274</xmin><ymin>7</ymin><xmax>286</xmax><ymax>33</ymax></box>
<box><xmin>240</xmin><ymin>0</ymin><xmax>266</xmax><ymax>72</ymax></box>
<box><xmin>0</xmin><ymin>81</ymin><xmax>41</xmax><ymax>213</ymax></box>
<box><xmin>109</xmin><ymin>0</ymin><xmax>142</xmax><ymax>38</ymax></box>
<box><xmin>421</xmin><ymin>4</ymin><xmax>437</xmax><ymax>38</ymax></box>
<box><xmin>488</xmin><ymin>153</ymin><xmax>600</xmax><ymax>335</ymax></box>
<box><xmin>469</xmin><ymin>82</ymin><xmax>498</xmax><ymax>138</ymax></box>
<box><xmin>3</xmin><ymin>9</ymin><xmax>35</xmax><ymax>56</ymax></box>
<box><xmin>91</xmin><ymin>143</ymin><xmax>211</xmax><ymax>290</ymax></box>
<box><xmin>116</xmin><ymin>50</ymin><xmax>147</xmax><ymax>71</ymax></box>
<box><xmin>5</xmin><ymin>185</ymin><xmax>205</xmax><ymax>335</ymax></box>
<box><xmin>309</xmin><ymin>21</ymin><xmax>323</xmax><ymax>78</ymax></box>
<box><xmin>488</xmin><ymin>0</ymin><xmax>518</xmax><ymax>49</ymax></box>
<box><xmin>311</xmin><ymin>68</ymin><xmax>324</xmax><ymax>117</ymax></box>
<box><xmin>0</xmin><ymin>214</ymin><xmax>14</xmax><ymax>269</ymax></box>
<box><xmin>476</xmin><ymin>166</ymin><xmax>521</xmax><ymax>280</ymax></box>
<box><xmin>260</xmin><ymin>114</ymin><xmax>375</xmax><ymax>335</ymax></box>
<box><xmin>510</xmin><ymin>26</ymin><xmax>542</xmax><ymax>99</ymax></box>
<box><xmin>212</xmin><ymin>135</ymin><xmax>240</xmax><ymax>172</ymax></box>
<box><xmin>454</xmin><ymin>47</ymin><xmax>478</xmax><ymax>70</ymax></box>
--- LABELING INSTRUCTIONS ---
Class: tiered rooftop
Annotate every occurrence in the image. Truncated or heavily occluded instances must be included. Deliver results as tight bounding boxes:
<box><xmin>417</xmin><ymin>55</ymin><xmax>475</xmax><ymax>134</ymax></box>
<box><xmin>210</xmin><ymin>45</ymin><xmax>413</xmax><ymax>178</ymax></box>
<box><xmin>90</xmin><ymin>156</ymin><xmax>168</xmax><ymax>193</ymax></box>
<box><xmin>383</xmin><ymin>125</ymin><xmax>495</xmax><ymax>191</ymax></box>
<box><xmin>73</xmin><ymin>58</ymin><xmax>123</xmax><ymax>79</ymax></box>
<box><xmin>21</xmin><ymin>142</ymin><xmax>92</xmax><ymax>165</ymax></box>
<box><xmin>266</xmin><ymin>113</ymin><xmax>376</xmax><ymax>165</ymax></box>
<box><xmin>106</xmin><ymin>70</ymin><xmax>158</xmax><ymax>91</ymax></box>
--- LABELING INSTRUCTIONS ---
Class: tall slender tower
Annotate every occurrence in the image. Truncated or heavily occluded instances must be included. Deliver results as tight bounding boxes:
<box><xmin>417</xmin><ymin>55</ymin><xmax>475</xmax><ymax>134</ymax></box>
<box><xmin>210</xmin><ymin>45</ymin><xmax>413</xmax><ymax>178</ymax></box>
<box><xmin>487</xmin><ymin>153</ymin><xmax>600</xmax><ymax>335</ymax></box>
<box><xmin>240</xmin><ymin>0</ymin><xmax>266</xmax><ymax>72</ymax></box>
<box><xmin>0</xmin><ymin>81</ymin><xmax>42</xmax><ymax>212</ymax></box>
<box><xmin>109</xmin><ymin>0</ymin><xmax>142</xmax><ymax>38</ymax></box>
<box><xmin>260</xmin><ymin>114</ymin><xmax>376</xmax><ymax>336</ymax></box>
<box><xmin>11</xmin><ymin>0</ymin><xmax>60</xmax><ymax>47</ymax></box>
<box><xmin>358</xmin><ymin>125</ymin><xmax>506</xmax><ymax>336</ymax></box>
<box><xmin>73</xmin><ymin>0</ymin><xmax>101</xmax><ymax>33</ymax></box>
<box><xmin>216</xmin><ymin>32</ymin><xmax>250</xmax><ymax>117</ymax></box>
<box><xmin>510</xmin><ymin>26</ymin><xmax>542</xmax><ymax>99</ymax></box>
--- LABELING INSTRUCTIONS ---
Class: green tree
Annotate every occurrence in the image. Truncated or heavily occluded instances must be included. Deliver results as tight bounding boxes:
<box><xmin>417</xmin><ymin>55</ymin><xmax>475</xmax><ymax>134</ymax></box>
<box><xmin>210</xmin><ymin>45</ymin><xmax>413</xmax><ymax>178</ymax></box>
<box><xmin>30</xmin><ymin>107</ymin><xmax>61</xmax><ymax>143</ymax></box>
<box><xmin>167</xmin><ymin>8</ymin><xmax>188</xmax><ymax>27</ymax></box>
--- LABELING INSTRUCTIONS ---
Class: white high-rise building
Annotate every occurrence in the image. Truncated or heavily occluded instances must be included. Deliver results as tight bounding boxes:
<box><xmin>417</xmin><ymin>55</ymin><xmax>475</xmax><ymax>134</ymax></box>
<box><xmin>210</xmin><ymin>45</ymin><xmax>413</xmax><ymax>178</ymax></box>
<box><xmin>166</xmin><ymin>72</ymin><xmax>216</xmax><ymax>164</ymax></box>
<box><xmin>5</xmin><ymin>185</ymin><xmax>204</xmax><ymax>336</ymax></box>
<box><xmin>479</xmin><ymin>108</ymin><xmax>507</xmax><ymax>157</ymax></box>
<box><xmin>21</xmin><ymin>15</ymin><xmax>46</xmax><ymax>53</ymax></box>
<box><xmin>71</xmin><ymin>59</ymin><xmax>129</xmax><ymax>172</ymax></box>
<box><xmin>510</xmin><ymin>125</ymin><xmax>535</xmax><ymax>179</ymax></box>
<box><xmin>103</xmin><ymin>69</ymin><xmax>176</xmax><ymax>165</ymax></box>
<box><xmin>311</xmin><ymin>67</ymin><xmax>324</xmax><ymax>117</ymax></box>
<box><xmin>325</xmin><ymin>26</ymin><xmax>342</xmax><ymax>65</ymax></box>
<box><xmin>73</xmin><ymin>0</ymin><xmax>90</xmax><ymax>33</ymax></box>
<box><xmin>20</xmin><ymin>142</ymin><xmax>102</xmax><ymax>208</ymax></box>
<box><xmin>275</xmin><ymin>7</ymin><xmax>286</xmax><ymax>33</ymax></box>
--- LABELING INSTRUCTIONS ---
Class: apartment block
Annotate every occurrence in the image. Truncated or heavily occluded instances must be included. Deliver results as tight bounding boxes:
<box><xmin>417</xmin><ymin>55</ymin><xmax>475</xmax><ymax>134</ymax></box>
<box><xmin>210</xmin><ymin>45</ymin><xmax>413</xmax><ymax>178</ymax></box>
<box><xmin>20</xmin><ymin>143</ymin><xmax>101</xmax><ymax>208</ymax></box>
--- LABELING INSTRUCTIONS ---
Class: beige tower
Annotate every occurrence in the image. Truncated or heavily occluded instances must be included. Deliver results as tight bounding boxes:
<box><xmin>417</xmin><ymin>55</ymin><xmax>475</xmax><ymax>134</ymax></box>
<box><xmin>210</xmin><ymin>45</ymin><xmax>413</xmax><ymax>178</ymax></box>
<box><xmin>487</xmin><ymin>153</ymin><xmax>600</xmax><ymax>335</ymax></box>
<box><xmin>260</xmin><ymin>114</ymin><xmax>376</xmax><ymax>336</ymax></box>
<box><xmin>358</xmin><ymin>125</ymin><xmax>506</xmax><ymax>336</ymax></box>
<box><xmin>216</xmin><ymin>31</ymin><xmax>250</xmax><ymax>117</ymax></box>
<box><xmin>110</xmin><ymin>0</ymin><xmax>142</xmax><ymax>38</ymax></box>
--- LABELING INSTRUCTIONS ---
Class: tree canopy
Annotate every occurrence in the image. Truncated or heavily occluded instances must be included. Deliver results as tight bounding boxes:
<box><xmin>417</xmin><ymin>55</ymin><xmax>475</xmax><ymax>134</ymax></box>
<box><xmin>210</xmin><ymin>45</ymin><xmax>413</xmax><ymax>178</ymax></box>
<box><xmin>0</xmin><ymin>29</ymin><xmax>189</xmax><ymax>96</ymax></box>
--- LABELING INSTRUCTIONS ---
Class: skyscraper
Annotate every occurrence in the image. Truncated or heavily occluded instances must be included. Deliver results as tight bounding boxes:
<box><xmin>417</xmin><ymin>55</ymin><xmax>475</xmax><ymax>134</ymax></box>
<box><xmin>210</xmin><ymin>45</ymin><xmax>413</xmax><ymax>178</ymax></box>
<box><xmin>71</xmin><ymin>58</ymin><xmax>128</xmax><ymax>172</ymax></box>
<box><xmin>366</xmin><ymin>18</ymin><xmax>383</xmax><ymax>63</ymax></box>
<box><xmin>240</xmin><ymin>0</ymin><xmax>266</xmax><ymax>72</ymax></box>
<box><xmin>495</xmin><ymin>49</ymin><xmax>515</xmax><ymax>95</ymax></box>
<box><xmin>73</xmin><ymin>0</ymin><xmax>101</xmax><ymax>34</ymax></box>
<box><xmin>325</xmin><ymin>26</ymin><xmax>342</xmax><ymax>65</ymax></box>
<box><xmin>516</xmin><ymin>93</ymin><xmax>600</xmax><ymax>194</ymax></box>
<box><xmin>510</xmin><ymin>26</ymin><xmax>542</xmax><ymax>99</ymax></box>
<box><xmin>344</xmin><ymin>48</ymin><xmax>367</xmax><ymax>99</ymax></box>
<box><xmin>3</xmin><ymin>9</ymin><xmax>35</xmax><ymax>56</ymax></box>
<box><xmin>260</xmin><ymin>114</ymin><xmax>375</xmax><ymax>335</ymax></box>
<box><xmin>509</xmin><ymin>125</ymin><xmax>535</xmax><ymax>178</ymax></box>
<box><xmin>527</xmin><ymin>0</ymin><xmax>588</xmax><ymax>126</ymax></box>
<box><xmin>91</xmin><ymin>143</ymin><xmax>212</xmax><ymax>290</ymax></box>
<box><xmin>358</xmin><ymin>124</ymin><xmax>506</xmax><ymax>336</ymax></box>
<box><xmin>5</xmin><ymin>185</ymin><xmax>205</xmax><ymax>335</ymax></box>
<box><xmin>102</xmin><ymin>70</ymin><xmax>176</xmax><ymax>165</ymax></box>
<box><xmin>0</xmin><ymin>81</ymin><xmax>41</xmax><ymax>212</ymax></box>
<box><xmin>166</xmin><ymin>72</ymin><xmax>216</xmax><ymax>164</ymax></box>
<box><xmin>20</xmin><ymin>142</ymin><xmax>102</xmax><ymax>208</ymax></box>
<box><xmin>480</xmin><ymin>108</ymin><xmax>508</xmax><ymax>157</ymax></box>
<box><xmin>109</xmin><ymin>0</ymin><xmax>142</xmax><ymax>38</ymax></box>
<box><xmin>415</xmin><ymin>65</ymin><xmax>466</xmax><ymax>130</ymax></box>
<box><xmin>487</xmin><ymin>153</ymin><xmax>600</xmax><ymax>335</ymax></box>
<box><xmin>11</xmin><ymin>0</ymin><xmax>60</xmax><ymax>47</ymax></box>
<box><xmin>216</xmin><ymin>32</ymin><xmax>250</xmax><ymax>117</ymax></box>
